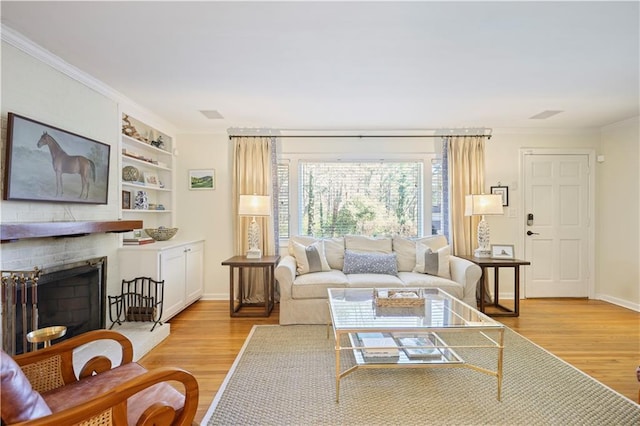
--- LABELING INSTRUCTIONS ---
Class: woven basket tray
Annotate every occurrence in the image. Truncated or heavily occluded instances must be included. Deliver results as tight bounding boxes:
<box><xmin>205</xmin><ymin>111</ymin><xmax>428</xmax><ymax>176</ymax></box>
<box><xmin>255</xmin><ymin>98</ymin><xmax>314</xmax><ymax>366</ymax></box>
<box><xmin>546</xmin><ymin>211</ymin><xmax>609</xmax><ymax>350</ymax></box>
<box><xmin>374</xmin><ymin>289</ymin><xmax>425</xmax><ymax>307</ymax></box>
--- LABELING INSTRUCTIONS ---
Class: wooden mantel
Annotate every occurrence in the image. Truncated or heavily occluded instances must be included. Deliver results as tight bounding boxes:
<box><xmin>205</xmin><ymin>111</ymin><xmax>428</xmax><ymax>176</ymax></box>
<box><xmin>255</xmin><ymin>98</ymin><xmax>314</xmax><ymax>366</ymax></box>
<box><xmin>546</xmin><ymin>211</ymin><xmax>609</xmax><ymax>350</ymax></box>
<box><xmin>1</xmin><ymin>220</ymin><xmax>143</xmax><ymax>243</ymax></box>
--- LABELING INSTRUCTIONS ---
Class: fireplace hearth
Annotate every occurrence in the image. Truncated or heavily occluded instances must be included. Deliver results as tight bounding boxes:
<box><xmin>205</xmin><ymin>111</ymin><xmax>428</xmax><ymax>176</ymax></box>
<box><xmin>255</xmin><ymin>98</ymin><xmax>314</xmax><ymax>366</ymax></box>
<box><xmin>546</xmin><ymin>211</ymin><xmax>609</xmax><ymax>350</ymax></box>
<box><xmin>1</xmin><ymin>257</ymin><xmax>106</xmax><ymax>355</ymax></box>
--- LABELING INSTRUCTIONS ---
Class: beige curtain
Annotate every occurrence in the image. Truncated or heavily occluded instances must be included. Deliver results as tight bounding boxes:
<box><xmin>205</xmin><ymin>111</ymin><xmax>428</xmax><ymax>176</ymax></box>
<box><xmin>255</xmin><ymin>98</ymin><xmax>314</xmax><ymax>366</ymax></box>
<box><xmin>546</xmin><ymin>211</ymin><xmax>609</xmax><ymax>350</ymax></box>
<box><xmin>232</xmin><ymin>136</ymin><xmax>276</xmax><ymax>302</ymax></box>
<box><xmin>447</xmin><ymin>136</ymin><xmax>486</xmax><ymax>256</ymax></box>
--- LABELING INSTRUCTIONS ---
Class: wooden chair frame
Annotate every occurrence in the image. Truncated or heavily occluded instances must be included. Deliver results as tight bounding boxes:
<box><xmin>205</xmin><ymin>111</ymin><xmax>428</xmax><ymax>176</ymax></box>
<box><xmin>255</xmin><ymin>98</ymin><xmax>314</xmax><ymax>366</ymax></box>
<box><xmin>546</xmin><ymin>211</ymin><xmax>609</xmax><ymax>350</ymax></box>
<box><xmin>9</xmin><ymin>330</ymin><xmax>198</xmax><ymax>426</ymax></box>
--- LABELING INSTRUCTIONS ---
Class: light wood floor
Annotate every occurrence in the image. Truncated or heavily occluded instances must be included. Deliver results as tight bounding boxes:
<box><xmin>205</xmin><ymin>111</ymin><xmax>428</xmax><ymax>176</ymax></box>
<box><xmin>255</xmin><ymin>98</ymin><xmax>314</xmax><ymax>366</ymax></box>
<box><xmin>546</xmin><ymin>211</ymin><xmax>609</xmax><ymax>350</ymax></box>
<box><xmin>138</xmin><ymin>299</ymin><xmax>640</xmax><ymax>424</ymax></box>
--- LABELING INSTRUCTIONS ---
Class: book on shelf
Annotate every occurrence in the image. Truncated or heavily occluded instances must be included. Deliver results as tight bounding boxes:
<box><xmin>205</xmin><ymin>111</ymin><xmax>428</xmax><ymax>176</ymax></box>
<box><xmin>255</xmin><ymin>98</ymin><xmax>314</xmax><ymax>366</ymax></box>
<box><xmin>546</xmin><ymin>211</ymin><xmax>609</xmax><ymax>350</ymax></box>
<box><xmin>123</xmin><ymin>237</ymin><xmax>155</xmax><ymax>245</ymax></box>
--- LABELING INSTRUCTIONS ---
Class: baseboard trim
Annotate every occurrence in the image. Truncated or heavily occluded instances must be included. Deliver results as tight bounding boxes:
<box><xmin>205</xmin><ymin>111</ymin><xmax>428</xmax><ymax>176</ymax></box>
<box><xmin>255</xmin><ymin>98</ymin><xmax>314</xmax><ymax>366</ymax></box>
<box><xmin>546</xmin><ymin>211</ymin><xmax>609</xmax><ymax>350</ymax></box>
<box><xmin>594</xmin><ymin>293</ymin><xmax>640</xmax><ymax>312</ymax></box>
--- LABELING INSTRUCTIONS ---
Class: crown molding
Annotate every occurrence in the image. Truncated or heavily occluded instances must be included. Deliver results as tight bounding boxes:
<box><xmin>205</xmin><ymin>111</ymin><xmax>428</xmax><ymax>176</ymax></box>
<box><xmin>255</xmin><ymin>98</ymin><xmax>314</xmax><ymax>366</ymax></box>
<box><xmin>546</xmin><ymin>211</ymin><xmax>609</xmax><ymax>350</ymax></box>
<box><xmin>1</xmin><ymin>24</ymin><xmax>128</xmax><ymax>103</ymax></box>
<box><xmin>1</xmin><ymin>24</ymin><xmax>177</xmax><ymax>133</ymax></box>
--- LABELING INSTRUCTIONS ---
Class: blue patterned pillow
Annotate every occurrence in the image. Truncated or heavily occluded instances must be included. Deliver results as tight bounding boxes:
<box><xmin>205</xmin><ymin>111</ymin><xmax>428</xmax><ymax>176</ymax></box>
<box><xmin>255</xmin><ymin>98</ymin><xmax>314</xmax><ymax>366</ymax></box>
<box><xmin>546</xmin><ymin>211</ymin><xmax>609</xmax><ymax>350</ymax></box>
<box><xmin>342</xmin><ymin>250</ymin><xmax>398</xmax><ymax>276</ymax></box>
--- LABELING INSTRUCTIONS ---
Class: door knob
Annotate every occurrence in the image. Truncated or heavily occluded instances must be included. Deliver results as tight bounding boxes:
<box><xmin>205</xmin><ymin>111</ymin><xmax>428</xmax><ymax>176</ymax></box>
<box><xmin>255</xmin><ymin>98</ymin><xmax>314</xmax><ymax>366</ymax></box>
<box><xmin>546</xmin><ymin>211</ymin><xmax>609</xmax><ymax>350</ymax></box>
<box><xmin>527</xmin><ymin>230</ymin><xmax>539</xmax><ymax>236</ymax></box>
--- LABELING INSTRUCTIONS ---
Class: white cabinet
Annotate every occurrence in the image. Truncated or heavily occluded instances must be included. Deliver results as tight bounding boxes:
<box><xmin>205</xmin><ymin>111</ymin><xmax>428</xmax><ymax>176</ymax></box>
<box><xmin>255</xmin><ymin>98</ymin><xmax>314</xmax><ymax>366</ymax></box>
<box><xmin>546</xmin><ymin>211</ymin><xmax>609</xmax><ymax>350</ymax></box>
<box><xmin>120</xmin><ymin>113</ymin><xmax>175</xmax><ymax>230</ymax></box>
<box><xmin>118</xmin><ymin>240</ymin><xmax>204</xmax><ymax>321</ymax></box>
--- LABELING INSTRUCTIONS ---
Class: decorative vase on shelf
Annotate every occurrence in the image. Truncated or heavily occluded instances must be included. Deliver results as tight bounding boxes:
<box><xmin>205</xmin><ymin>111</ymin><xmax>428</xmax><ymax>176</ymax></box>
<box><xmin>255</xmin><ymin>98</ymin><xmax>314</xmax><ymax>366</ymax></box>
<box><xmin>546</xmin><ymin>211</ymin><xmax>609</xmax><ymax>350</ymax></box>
<box><xmin>134</xmin><ymin>190</ymin><xmax>149</xmax><ymax>210</ymax></box>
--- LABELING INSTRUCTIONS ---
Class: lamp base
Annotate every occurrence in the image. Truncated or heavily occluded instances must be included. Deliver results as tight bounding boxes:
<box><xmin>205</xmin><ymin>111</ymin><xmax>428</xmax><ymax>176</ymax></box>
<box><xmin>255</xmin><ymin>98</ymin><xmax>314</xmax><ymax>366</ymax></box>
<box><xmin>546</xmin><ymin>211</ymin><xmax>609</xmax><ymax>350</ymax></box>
<box><xmin>246</xmin><ymin>248</ymin><xmax>262</xmax><ymax>259</ymax></box>
<box><xmin>474</xmin><ymin>248</ymin><xmax>491</xmax><ymax>258</ymax></box>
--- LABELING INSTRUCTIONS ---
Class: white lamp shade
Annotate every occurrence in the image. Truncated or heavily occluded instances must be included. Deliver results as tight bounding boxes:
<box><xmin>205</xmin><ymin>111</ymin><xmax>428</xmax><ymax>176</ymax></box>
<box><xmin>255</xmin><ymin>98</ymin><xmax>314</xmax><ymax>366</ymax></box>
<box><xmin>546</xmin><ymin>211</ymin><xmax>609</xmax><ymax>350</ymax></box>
<box><xmin>238</xmin><ymin>194</ymin><xmax>271</xmax><ymax>216</ymax></box>
<box><xmin>464</xmin><ymin>194</ymin><xmax>504</xmax><ymax>216</ymax></box>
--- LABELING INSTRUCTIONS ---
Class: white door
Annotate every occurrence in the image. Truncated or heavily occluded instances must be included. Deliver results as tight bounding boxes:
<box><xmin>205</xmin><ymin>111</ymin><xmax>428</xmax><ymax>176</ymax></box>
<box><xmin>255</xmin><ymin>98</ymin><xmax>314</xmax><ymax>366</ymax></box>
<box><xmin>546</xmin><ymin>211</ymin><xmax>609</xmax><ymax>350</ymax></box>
<box><xmin>523</xmin><ymin>152</ymin><xmax>592</xmax><ymax>297</ymax></box>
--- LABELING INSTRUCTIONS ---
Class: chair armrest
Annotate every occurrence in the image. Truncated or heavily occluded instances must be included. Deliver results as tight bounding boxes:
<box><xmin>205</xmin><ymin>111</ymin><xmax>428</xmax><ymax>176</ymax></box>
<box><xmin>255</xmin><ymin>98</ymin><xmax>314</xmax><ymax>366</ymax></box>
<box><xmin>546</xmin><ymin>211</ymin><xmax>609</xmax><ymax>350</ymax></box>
<box><xmin>449</xmin><ymin>255</ymin><xmax>482</xmax><ymax>305</ymax></box>
<box><xmin>275</xmin><ymin>256</ymin><xmax>297</xmax><ymax>300</ymax></box>
<box><xmin>13</xmin><ymin>330</ymin><xmax>133</xmax><ymax>390</ymax></box>
<box><xmin>10</xmin><ymin>367</ymin><xmax>199</xmax><ymax>426</ymax></box>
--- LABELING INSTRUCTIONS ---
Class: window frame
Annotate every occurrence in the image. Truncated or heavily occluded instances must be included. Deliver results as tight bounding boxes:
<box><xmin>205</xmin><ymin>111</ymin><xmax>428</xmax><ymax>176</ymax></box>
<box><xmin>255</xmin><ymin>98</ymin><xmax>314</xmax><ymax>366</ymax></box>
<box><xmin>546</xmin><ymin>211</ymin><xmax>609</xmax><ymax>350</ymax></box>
<box><xmin>279</xmin><ymin>152</ymin><xmax>439</xmax><ymax>246</ymax></box>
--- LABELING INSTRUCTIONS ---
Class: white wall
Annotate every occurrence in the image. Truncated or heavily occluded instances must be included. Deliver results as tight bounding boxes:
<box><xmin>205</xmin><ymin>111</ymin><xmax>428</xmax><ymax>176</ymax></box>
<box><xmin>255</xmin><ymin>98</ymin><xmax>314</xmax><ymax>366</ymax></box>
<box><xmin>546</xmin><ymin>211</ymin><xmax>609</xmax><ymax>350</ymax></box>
<box><xmin>597</xmin><ymin>116</ymin><xmax>639</xmax><ymax>306</ymax></box>
<box><xmin>175</xmin><ymin>133</ymin><xmax>232</xmax><ymax>299</ymax></box>
<box><xmin>0</xmin><ymin>42</ymin><xmax>123</xmax><ymax>298</ymax></box>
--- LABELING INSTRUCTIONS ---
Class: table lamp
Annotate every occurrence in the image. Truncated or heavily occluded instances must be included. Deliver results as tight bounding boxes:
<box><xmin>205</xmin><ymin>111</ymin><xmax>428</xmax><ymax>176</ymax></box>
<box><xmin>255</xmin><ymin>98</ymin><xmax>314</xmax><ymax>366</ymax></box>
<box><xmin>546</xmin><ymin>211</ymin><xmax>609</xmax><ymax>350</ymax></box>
<box><xmin>465</xmin><ymin>194</ymin><xmax>504</xmax><ymax>258</ymax></box>
<box><xmin>238</xmin><ymin>194</ymin><xmax>271</xmax><ymax>259</ymax></box>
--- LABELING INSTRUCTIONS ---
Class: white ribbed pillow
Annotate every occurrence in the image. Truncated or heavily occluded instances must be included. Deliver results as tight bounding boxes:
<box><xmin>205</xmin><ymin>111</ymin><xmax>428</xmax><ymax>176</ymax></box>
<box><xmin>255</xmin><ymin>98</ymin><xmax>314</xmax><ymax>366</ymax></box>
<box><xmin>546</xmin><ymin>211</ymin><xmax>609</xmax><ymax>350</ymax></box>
<box><xmin>413</xmin><ymin>243</ymin><xmax>451</xmax><ymax>279</ymax></box>
<box><xmin>292</xmin><ymin>240</ymin><xmax>331</xmax><ymax>275</ymax></box>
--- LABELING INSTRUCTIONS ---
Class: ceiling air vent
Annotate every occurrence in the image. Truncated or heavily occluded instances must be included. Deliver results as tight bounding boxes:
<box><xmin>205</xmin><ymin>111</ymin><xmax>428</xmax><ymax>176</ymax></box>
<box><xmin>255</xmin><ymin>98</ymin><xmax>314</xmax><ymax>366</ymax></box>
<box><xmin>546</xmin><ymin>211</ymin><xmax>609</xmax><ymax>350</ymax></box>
<box><xmin>199</xmin><ymin>110</ymin><xmax>224</xmax><ymax>119</ymax></box>
<box><xmin>529</xmin><ymin>110</ymin><xmax>563</xmax><ymax>120</ymax></box>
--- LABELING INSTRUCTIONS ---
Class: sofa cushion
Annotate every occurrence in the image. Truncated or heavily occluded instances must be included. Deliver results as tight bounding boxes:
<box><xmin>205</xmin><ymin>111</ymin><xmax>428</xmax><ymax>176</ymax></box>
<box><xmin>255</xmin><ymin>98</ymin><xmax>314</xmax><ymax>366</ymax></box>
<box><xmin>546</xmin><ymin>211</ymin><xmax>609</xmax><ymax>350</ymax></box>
<box><xmin>347</xmin><ymin>273</ymin><xmax>404</xmax><ymax>287</ymax></box>
<box><xmin>289</xmin><ymin>236</ymin><xmax>345</xmax><ymax>270</ymax></box>
<box><xmin>345</xmin><ymin>235</ymin><xmax>392</xmax><ymax>253</ymax></box>
<box><xmin>291</xmin><ymin>270</ymin><xmax>349</xmax><ymax>299</ymax></box>
<box><xmin>392</xmin><ymin>236</ymin><xmax>417</xmax><ymax>272</ymax></box>
<box><xmin>343</xmin><ymin>250</ymin><xmax>398</xmax><ymax>276</ymax></box>
<box><xmin>413</xmin><ymin>243</ymin><xmax>451</xmax><ymax>279</ymax></box>
<box><xmin>323</xmin><ymin>237</ymin><xmax>345</xmax><ymax>270</ymax></box>
<box><xmin>292</xmin><ymin>240</ymin><xmax>331</xmax><ymax>274</ymax></box>
<box><xmin>397</xmin><ymin>272</ymin><xmax>463</xmax><ymax>300</ymax></box>
<box><xmin>393</xmin><ymin>235</ymin><xmax>449</xmax><ymax>272</ymax></box>
<box><xmin>0</xmin><ymin>350</ymin><xmax>52</xmax><ymax>424</ymax></box>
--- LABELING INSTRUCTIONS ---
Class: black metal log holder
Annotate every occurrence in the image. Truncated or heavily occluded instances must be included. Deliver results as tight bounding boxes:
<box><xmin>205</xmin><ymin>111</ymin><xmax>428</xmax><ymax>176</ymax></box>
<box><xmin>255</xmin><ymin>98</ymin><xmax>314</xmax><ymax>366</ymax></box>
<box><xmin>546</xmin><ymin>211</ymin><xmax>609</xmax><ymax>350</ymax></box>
<box><xmin>108</xmin><ymin>277</ymin><xmax>164</xmax><ymax>332</ymax></box>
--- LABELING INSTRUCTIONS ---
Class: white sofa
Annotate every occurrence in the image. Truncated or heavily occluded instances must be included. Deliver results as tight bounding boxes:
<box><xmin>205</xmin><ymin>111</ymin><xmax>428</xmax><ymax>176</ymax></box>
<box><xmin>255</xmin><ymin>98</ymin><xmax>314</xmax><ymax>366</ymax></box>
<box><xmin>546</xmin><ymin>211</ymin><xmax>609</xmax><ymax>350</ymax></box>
<box><xmin>275</xmin><ymin>235</ymin><xmax>482</xmax><ymax>325</ymax></box>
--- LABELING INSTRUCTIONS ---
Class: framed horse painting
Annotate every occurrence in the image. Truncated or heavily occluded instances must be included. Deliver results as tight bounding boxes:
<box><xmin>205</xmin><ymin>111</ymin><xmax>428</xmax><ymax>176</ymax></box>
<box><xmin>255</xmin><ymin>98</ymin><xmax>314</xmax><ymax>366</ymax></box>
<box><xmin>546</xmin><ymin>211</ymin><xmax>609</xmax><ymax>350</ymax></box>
<box><xmin>3</xmin><ymin>113</ymin><xmax>110</xmax><ymax>204</ymax></box>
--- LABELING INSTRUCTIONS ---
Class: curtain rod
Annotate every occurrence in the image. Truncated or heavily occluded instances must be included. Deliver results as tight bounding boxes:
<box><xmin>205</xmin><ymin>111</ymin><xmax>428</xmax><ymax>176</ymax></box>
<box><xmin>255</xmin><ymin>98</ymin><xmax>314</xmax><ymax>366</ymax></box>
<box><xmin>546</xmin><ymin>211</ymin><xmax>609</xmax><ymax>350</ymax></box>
<box><xmin>228</xmin><ymin>134</ymin><xmax>491</xmax><ymax>139</ymax></box>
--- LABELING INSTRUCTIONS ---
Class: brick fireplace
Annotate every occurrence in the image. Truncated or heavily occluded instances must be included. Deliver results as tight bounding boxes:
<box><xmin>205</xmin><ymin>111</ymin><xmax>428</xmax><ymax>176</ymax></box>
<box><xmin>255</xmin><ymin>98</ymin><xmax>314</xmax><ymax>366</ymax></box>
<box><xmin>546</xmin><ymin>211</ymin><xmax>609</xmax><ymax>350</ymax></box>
<box><xmin>0</xmin><ymin>221</ymin><xmax>169</xmax><ymax>360</ymax></box>
<box><xmin>1</xmin><ymin>256</ymin><xmax>106</xmax><ymax>355</ymax></box>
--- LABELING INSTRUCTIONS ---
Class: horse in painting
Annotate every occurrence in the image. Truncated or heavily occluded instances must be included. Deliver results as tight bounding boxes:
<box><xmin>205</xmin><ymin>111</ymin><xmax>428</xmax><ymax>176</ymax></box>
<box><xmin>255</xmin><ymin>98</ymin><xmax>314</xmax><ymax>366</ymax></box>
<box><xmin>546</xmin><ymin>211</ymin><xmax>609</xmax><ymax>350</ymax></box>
<box><xmin>37</xmin><ymin>132</ymin><xmax>96</xmax><ymax>199</ymax></box>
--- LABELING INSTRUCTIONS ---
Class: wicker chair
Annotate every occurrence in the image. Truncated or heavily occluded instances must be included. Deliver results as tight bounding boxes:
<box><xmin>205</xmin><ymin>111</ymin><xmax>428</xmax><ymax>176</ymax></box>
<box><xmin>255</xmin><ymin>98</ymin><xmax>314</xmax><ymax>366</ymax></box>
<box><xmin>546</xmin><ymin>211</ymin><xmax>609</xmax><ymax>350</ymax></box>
<box><xmin>1</xmin><ymin>330</ymin><xmax>198</xmax><ymax>425</ymax></box>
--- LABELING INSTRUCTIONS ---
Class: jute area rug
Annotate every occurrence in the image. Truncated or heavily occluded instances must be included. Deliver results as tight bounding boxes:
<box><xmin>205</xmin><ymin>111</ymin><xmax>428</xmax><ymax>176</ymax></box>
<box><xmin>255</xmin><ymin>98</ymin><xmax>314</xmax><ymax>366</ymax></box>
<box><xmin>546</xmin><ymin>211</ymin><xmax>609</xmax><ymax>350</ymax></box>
<box><xmin>202</xmin><ymin>325</ymin><xmax>640</xmax><ymax>425</ymax></box>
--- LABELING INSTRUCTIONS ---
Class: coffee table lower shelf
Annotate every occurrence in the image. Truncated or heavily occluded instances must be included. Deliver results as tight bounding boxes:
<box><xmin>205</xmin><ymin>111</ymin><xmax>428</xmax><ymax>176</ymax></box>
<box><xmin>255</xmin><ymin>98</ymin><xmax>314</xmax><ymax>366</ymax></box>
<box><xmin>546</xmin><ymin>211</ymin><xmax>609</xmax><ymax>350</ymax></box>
<box><xmin>333</xmin><ymin>329</ymin><xmax>504</xmax><ymax>403</ymax></box>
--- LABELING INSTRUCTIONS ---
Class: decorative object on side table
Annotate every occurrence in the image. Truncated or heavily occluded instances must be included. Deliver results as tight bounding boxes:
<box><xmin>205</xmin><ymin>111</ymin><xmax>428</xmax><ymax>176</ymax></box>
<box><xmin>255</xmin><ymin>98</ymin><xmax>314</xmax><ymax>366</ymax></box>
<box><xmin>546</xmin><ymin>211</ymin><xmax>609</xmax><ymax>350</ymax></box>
<box><xmin>238</xmin><ymin>194</ymin><xmax>271</xmax><ymax>259</ymax></box>
<box><xmin>464</xmin><ymin>193</ymin><xmax>504</xmax><ymax>258</ymax></box>
<box><xmin>134</xmin><ymin>190</ymin><xmax>148</xmax><ymax>210</ymax></box>
<box><xmin>144</xmin><ymin>227</ymin><xmax>178</xmax><ymax>241</ymax></box>
<box><xmin>491</xmin><ymin>244</ymin><xmax>515</xmax><ymax>259</ymax></box>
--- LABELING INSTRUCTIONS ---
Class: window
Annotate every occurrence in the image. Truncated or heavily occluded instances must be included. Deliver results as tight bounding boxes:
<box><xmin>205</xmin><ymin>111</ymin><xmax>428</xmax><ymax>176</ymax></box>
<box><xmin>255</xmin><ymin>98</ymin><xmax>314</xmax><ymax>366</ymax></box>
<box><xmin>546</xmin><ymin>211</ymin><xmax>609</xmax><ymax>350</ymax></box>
<box><xmin>431</xmin><ymin>158</ymin><xmax>444</xmax><ymax>236</ymax></box>
<box><xmin>277</xmin><ymin>163</ymin><xmax>290</xmax><ymax>239</ymax></box>
<box><xmin>278</xmin><ymin>154</ymin><xmax>443</xmax><ymax>240</ymax></box>
<box><xmin>298</xmin><ymin>161</ymin><xmax>423</xmax><ymax>237</ymax></box>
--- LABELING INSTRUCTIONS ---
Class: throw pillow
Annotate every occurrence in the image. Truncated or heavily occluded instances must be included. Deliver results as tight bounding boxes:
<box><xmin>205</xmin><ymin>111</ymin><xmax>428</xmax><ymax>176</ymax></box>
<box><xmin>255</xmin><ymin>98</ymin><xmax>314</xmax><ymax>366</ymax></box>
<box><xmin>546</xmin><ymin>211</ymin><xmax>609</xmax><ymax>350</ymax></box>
<box><xmin>292</xmin><ymin>240</ymin><xmax>331</xmax><ymax>275</ymax></box>
<box><xmin>342</xmin><ymin>250</ymin><xmax>398</xmax><ymax>276</ymax></box>
<box><xmin>413</xmin><ymin>243</ymin><xmax>451</xmax><ymax>279</ymax></box>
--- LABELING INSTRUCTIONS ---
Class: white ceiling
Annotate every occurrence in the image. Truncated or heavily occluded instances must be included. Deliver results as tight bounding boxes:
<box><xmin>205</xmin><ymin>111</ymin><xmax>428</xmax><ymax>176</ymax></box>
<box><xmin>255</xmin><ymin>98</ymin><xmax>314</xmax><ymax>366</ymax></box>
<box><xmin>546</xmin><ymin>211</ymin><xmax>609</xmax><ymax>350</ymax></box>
<box><xmin>1</xmin><ymin>1</ymin><xmax>639</xmax><ymax>133</ymax></box>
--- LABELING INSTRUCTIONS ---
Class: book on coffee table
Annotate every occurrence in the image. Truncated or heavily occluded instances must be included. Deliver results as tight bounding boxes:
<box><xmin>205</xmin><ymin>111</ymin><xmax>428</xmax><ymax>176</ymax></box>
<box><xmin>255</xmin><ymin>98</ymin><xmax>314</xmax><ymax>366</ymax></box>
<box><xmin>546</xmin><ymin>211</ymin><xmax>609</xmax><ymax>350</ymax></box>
<box><xmin>354</xmin><ymin>333</ymin><xmax>400</xmax><ymax>362</ymax></box>
<box><xmin>395</xmin><ymin>335</ymin><xmax>442</xmax><ymax>359</ymax></box>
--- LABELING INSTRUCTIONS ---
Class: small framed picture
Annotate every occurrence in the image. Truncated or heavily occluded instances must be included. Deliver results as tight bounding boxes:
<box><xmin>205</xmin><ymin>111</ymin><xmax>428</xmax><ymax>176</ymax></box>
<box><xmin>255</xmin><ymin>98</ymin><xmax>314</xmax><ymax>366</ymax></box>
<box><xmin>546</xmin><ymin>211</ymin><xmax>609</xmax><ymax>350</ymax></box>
<box><xmin>491</xmin><ymin>244</ymin><xmax>515</xmax><ymax>259</ymax></box>
<box><xmin>189</xmin><ymin>169</ymin><xmax>215</xmax><ymax>190</ymax></box>
<box><xmin>490</xmin><ymin>185</ymin><xmax>509</xmax><ymax>206</ymax></box>
<box><xmin>143</xmin><ymin>171</ymin><xmax>160</xmax><ymax>188</ymax></box>
<box><xmin>121</xmin><ymin>190</ymin><xmax>131</xmax><ymax>210</ymax></box>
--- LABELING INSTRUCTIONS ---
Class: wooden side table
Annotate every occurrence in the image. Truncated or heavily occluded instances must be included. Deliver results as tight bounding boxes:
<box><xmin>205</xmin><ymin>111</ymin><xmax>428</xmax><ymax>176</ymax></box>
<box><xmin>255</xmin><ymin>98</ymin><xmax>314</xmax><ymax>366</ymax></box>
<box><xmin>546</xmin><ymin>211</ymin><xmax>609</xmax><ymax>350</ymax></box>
<box><xmin>458</xmin><ymin>255</ymin><xmax>531</xmax><ymax>317</ymax></box>
<box><xmin>221</xmin><ymin>255</ymin><xmax>280</xmax><ymax>317</ymax></box>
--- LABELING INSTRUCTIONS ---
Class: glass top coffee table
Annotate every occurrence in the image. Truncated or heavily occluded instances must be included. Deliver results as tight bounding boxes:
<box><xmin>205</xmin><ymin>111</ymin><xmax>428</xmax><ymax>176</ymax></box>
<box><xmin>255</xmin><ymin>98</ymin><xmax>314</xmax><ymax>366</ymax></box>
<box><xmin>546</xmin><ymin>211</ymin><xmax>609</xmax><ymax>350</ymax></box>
<box><xmin>328</xmin><ymin>287</ymin><xmax>505</xmax><ymax>402</ymax></box>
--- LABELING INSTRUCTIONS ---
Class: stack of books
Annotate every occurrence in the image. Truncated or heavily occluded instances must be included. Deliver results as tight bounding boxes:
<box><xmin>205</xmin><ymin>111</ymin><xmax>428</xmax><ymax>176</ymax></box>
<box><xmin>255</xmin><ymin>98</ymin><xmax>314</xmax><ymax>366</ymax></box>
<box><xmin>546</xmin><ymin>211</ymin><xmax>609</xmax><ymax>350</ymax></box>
<box><xmin>357</xmin><ymin>332</ymin><xmax>399</xmax><ymax>362</ymax></box>
<box><xmin>123</xmin><ymin>236</ymin><xmax>155</xmax><ymax>245</ymax></box>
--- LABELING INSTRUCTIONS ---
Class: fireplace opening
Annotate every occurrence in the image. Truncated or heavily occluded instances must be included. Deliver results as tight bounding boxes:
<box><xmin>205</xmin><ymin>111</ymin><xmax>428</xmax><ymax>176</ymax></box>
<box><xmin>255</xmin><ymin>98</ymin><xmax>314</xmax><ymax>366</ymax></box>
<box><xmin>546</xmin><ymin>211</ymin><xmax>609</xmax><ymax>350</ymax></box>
<box><xmin>1</xmin><ymin>257</ymin><xmax>106</xmax><ymax>355</ymax></box>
